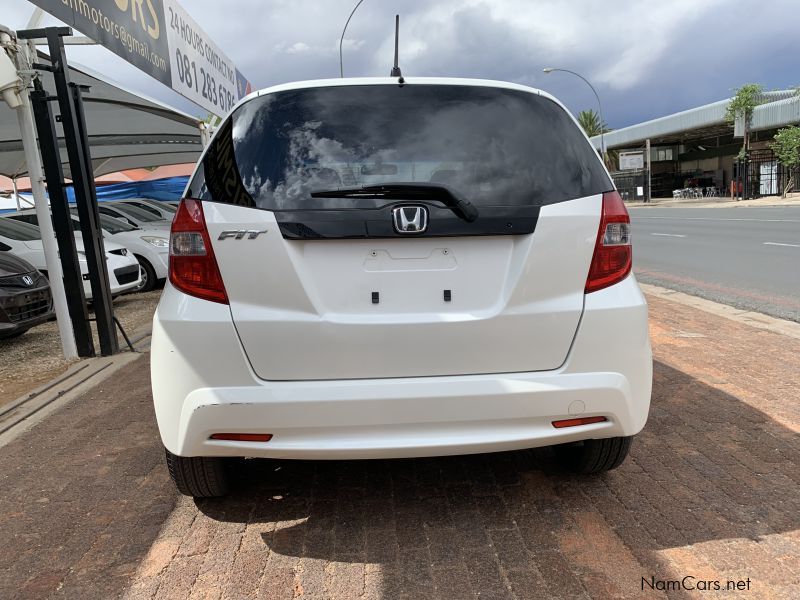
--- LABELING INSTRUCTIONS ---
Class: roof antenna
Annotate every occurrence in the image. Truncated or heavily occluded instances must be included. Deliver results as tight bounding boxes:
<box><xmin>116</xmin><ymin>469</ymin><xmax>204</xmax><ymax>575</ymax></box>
<box><xmin>390</xmin><ymin>14</ymin><xmax>403</xmax><ymax>81</ymax></box>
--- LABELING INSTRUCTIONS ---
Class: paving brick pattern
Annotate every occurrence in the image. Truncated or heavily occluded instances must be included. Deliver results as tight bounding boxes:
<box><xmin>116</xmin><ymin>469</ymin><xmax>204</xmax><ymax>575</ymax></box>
<box><xmin>0</xmin><ymin>359</ymin><xmax>175</xmax><ymax>599</ymax></box>
<box><xmin>1</xmin><ymin>294</ymin><xmax>799</xmax><ymax>599</ymax></box>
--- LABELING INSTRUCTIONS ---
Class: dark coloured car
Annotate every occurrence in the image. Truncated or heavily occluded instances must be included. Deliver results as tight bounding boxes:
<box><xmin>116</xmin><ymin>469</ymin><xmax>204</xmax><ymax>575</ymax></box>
<box><xmin>0</xmin><ymin>250</ymin><xmax>54</xmax><ymax>339</ymax></box>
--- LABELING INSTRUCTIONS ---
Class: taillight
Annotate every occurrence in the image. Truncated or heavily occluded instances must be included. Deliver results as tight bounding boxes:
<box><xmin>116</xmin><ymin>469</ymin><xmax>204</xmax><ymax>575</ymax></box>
<box><xmin>169</xmin><ymin>198</ymin><xmax>228</xmax><ymax>304</ymax></box>
<box><xmin>585</xmin><ymin>191</ymin><xmax>632</xmax><ymax>293</ymax></box>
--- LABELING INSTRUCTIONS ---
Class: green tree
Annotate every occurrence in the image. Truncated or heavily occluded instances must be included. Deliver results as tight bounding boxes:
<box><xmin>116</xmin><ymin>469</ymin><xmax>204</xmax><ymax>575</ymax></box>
<box><xmin>724</xmin><ymin>83</ymin><xmax>765</xmax><ymax>124</ymax></box>
<box><xmin>771</xmin><ymin>126</ymin><xmax>800</xmax><ymax>197</ymax></box>
<box><xmin>577</xmin><ymin>109</ymin><xmax>607</xmax><ymax>137</ymax></box>
<box><xmin>725</xmin><ymin>84</ymin><xmax>765</xmax><ymax>159</ymax></box>
<box><xmin>577</xmin><ymin>110</ymin><xmax>617</xmax><ymax>169</ymax></box>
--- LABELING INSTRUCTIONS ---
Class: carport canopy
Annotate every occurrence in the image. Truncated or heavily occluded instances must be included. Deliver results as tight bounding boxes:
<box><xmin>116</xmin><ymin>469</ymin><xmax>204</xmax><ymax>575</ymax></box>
<box><xmin>0</xmin><ymin>53</ymin><xmax>204</xmax><ymax>180</ymax></box>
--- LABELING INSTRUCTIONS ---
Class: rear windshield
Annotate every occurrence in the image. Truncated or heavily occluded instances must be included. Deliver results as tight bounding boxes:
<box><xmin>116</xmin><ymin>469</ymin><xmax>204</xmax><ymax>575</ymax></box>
<box><xmin>124</xmin><ymin>200</ymin><xmax>175</xmax><ymax>216</ymax></box>
<box><xmin>190</xmin><ymin>84</ymin><xmax>611</xmax><ymax>210</ymax></box>
<box><xmin>107</xmin><ymin>203</ymin><xmax>162</xmax><ymax>222</ymax></box>
<box><xmin>153</xmin><ymin>202</ymin><xmax>176</xmax><ymax>214</ymax></box>
<box><xmin>0</xmin><ymin>217</ymin><xmax>41</xmax><ymax>241</ymax></box>
<box><xmin>69</xmin><ymin>209</ymin><xmax>137</xmax><ymax>233</ymax></box>
<box><xmin>97</xmin><ymin>214</ymin><xmax>138</xmax><ymax>233</ymax></box>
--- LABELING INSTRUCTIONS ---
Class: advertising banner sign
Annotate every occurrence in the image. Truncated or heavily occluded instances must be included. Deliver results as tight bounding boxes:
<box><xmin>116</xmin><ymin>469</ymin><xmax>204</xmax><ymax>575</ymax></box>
<box><xmin>27</xmin><ymin>0</ymin><xmax>252</xmax><ymax>117</ymax></box>
<box><xmin>163</xmin><ymin>0</ymin><xmax>247</xmax><ymax>116</ymax></box>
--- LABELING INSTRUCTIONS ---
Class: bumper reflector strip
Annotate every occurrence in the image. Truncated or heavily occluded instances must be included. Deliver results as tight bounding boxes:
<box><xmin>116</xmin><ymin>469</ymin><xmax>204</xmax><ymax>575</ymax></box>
<box><xmin>551</xmin><ymin>416</ymin><xmax>607</xmax><ymax>429</ymax></box>
<box><xmin>210</xmin><ymin>433</ymin><xmax>273</xmax><ymax>442</ymax></box>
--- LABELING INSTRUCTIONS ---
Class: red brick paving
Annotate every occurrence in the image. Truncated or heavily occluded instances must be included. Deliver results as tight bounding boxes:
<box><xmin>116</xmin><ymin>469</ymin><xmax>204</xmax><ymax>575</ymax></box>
<box><xmin>1</xmin><ymin>294</ymin><xmax>798</xmax><ymax>599</ymax></box>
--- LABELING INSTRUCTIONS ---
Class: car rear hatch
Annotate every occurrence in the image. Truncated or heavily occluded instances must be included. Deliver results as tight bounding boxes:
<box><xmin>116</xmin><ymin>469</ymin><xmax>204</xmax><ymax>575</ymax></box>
<box><xmin>189</xmin><ymin>81</ymin><xmax>612</xmax><ymax>381</ymax></box>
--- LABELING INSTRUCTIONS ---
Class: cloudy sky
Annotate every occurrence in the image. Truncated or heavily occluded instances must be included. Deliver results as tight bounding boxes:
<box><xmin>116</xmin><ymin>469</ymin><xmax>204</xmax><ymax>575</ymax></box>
<box><xmin>3</xmin><ymin>0</ymin><xmax>798</xmax><ymax>128</ymax></box>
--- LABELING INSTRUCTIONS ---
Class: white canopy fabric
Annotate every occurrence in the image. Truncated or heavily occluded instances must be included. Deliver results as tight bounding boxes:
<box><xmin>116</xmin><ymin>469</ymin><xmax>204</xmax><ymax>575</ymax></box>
<box><xmin>0</xmin><ymin>53</ymin><xmax>203</xmax><ymax>179</ymax></box>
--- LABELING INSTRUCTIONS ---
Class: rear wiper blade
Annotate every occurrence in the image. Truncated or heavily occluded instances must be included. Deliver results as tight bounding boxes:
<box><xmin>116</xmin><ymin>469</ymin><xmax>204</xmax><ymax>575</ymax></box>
<box><xmin>310</xmin><ymin>183</ymin><xmax>479</xmax><ymax>223</ymax></box>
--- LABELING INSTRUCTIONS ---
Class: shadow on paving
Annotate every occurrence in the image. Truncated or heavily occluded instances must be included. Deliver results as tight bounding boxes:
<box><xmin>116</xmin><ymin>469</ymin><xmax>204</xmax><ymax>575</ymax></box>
<box><xmin>0</xmin><ymin>355</ymin><xmax>179</xmax><ymax>600</ymax></box>
<box><xmin>196</xmin><ymin>360</ymin><xmax>800</xmax><ymax>599</ymax></box>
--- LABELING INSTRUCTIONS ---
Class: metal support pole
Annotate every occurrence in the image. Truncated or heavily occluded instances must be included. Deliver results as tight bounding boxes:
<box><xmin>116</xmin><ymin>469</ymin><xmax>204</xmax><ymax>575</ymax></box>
<box><xmin>25</xmin><ymin>26</ymin><xmax>118</xmax><ymax>355</ymax></box>
<box><xmin>29</xmin><ymin>81</ymin><xmax>94</xmax><ymax>356</ymax></box>
<box><xmin>11</xmin><ymin>177</ymin><xmax>20</xmax><ymax>210</ymax></box>
<box><xmin>70</xmin><ymin>81</ymin><xmax>117</xmax><ymax>354</ymax></box>
<box><xmin>742</xmin><ymin>120</ymin><xmax>750</xmax><ymax>200</ymax></box>
<box><xmin>743</xmin><ymin>155</ymin><xmax>750</xmax><ymax>201</ymax></box>
<box><xmin>15</xmin><ymin>86</ymin><xmax>79</xmax><ymax>358</ymax></box>
<box><xmin>3</xmin><ymin>28</ymin><xmax>78</xmax><ymax>359</ymax></box>
<box><xmin>199</xmin><ymin>122</ymin><xmax>211</xmax><ymax>148</ymax></box>
<box><xmin>645</xmin><ymin>138</ymin><xmax>652</xmax><ymax>203</ymax></box>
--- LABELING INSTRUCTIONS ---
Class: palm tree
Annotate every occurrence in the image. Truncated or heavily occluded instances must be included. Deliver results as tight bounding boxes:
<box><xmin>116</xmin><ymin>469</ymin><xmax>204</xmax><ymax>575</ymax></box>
<box><xmin>577</xmin><ymin>109</ymin><xmax>618</xmax><ymax>170</ymax></box>
<box><xmin>577</xmin><ymin>109</ymin><xmax>607</xmax><ymax>138</ymax></box>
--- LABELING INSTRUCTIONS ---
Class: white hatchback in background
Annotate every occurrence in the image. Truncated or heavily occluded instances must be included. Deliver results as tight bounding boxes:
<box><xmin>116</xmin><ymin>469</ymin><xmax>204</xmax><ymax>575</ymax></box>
<box><xmin>152</xmin><ymin>77</ymin><xmax>652</xmax><ymax>498</ymax></box>
<box><xmin>69</xmin><ymin>211</ymin><xmax>168</xmax><ymax>292</ymax></box>
<box><xmin>96</xmin><ymin>202</ymin><xmax>171</xmax><ymax>230</ymax></box>
<box><xmin>5</xmin><ymin>209</ymin><xmax>169</xmax><ymax>292</ymax></box>
<box><xmin>0</xmin><ymin>217</ymin><xmax>141</xmax><ymax>298</ymax></box>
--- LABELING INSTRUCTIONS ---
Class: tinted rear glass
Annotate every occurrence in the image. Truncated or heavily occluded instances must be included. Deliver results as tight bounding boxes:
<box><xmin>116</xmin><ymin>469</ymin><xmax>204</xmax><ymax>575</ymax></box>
<box><xmin>0</xmin><ymin>217</ymin><xmax>41</xmax><ymax>241</ymax></box>
<box><xmin>69</xmin><ymin>209</ymin><xmax>137</xmax><ymax>233</ymax></box>
<box><xmin>108</xmin><ymin>203</ymin><xmax>162</xmax><ymax>222</ymax></box>
<box><xmin>191</xmin><ymin>84</ymin><xmax>611</xmax><ymax>211</ymax></box>
<box><xmin>98</xmin><ymin>214</ymin><xmax>137</xmax><ymax>233</ymax></box>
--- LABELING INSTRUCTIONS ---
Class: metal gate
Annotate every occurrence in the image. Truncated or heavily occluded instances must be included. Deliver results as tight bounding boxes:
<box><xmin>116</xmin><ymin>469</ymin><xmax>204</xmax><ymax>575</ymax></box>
<box><xmin>611</xmin><ymin>170</ymin><xmax>649</xmax><ymax>202</ymax></box>
<box><xmin>745</xmin><ymin>149</ymin><xmax>799</xmax><ymax>199</ymax></box>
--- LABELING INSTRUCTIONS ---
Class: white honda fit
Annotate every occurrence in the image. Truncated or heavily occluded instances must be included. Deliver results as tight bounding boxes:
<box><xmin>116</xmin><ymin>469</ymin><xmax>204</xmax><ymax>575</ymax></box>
<box><xmin>151</xmin><ymin>77</ymin><xmax>652</xmax><ymax>497</ymax></box>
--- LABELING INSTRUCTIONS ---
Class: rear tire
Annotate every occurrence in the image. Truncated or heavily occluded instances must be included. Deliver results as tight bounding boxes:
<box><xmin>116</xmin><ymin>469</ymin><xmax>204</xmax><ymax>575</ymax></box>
<box><xmin>164</xmin><ymin>448</ymin><xmax>230</xmax><ymax>497</ymax></box>
<box><xmin>554</xmin><ymin>436</ymin><xmax>633</xmax><ymax>474</ymax></box>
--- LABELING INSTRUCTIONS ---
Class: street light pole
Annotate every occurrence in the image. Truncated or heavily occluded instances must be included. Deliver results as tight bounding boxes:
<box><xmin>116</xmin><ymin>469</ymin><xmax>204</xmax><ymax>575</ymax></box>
<box><xmin>340</xmin><ymin>0</ymin><xmax>366</xmax><ymax>78</ymax></box>
<box><xmin>543</xmin><ymin>67</ymin><xmax>606</xmax><ymax>159</ymax></box>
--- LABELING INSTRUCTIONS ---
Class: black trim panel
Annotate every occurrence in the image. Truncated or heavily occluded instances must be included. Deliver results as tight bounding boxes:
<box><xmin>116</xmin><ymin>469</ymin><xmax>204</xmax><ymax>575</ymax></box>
<box><xmin>274</xmin><ymin>204</ymin><xmax>540</xmax><ymax>240</ymax></box>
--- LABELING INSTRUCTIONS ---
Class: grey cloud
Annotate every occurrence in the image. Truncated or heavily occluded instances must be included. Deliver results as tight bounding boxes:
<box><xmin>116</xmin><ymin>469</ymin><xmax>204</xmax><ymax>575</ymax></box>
<box><xmin>2</xmin><ymin>0</ymin><xmax>798</xmax><ymax>128</ymax></box>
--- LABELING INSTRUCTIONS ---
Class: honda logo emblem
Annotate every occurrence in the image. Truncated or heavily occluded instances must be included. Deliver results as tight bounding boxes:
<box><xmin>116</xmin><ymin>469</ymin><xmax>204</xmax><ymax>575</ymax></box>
<box><xmin>392</xmin><ymin>205</ymin><xmax>428</xmax><ymax>234</ymax></box>
<box><xmin>21</xmin><ymin>275</ymin><xmax>34</xmax><ymax>286</ymax></box>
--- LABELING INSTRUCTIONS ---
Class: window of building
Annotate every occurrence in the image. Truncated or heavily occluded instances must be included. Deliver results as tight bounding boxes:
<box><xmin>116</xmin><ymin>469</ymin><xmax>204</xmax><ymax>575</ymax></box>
<box><xmin>656</xmin><ymin>148</ymin><xmax>673</xmax><ymax>162</ymax></box>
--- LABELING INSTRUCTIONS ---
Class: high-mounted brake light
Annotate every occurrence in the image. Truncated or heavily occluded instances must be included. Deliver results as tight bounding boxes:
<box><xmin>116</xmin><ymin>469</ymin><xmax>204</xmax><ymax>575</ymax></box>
<box><xmin>169</xmin><ymin>198</ymin><xmax>228</xmax><ymax>304</ymax></box>
<box><xmin>585</xmin><ymin>191</ymin><xmax>632</xmax><ymax>293</ymax></box>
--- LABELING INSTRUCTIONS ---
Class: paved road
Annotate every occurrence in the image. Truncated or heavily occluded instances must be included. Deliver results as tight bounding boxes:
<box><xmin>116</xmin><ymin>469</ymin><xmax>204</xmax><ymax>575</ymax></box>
<box><xmin>1</xmin><ymin>295</ymin><xmax>799</xmax><ymax>599</ymax></box>
<box><xmin>630</xmin><ymin>206</ymin><xmax>800</xmax><ymax>322</ymax></box>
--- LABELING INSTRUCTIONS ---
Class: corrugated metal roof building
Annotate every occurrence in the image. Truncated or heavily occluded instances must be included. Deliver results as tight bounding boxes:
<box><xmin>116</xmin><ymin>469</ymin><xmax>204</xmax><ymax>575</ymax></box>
<box><xmin>589</xmin><ymin>91</ymin><xmax>800</xmax><ymax>198</ymax></box>
<box><xmin>590</xmin><ymin>90</ymin><xmax>799</xmax><ymax>150</ymax></box>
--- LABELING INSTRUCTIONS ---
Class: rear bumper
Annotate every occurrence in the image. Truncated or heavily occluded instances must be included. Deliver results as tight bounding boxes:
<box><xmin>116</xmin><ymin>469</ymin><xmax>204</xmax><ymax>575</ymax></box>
<box><xmin>151</xmin><ymin>275</ymin><xmax>652</xmax><ymax>459</ymax></box>
<box><xmin>166</xmin><ymin>372</ymin><xmax>641</xmax><ymax>459</ymax></box>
